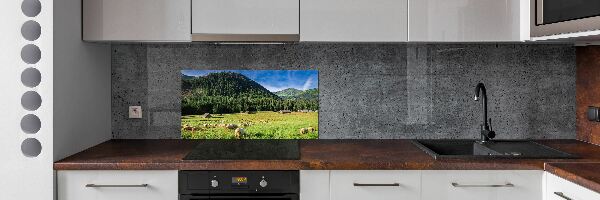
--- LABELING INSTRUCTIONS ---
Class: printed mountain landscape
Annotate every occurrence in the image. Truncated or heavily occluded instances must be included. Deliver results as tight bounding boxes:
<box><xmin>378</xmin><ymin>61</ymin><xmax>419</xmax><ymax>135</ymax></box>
<box><xmin>274</xmin><ymin>88</ymin><xmax>319</xmax><ymax>100</ymax></box>
<box><xmin>181</xmin><ymin>70</ymin><xmax>318</xmax><ymax>139</ymax></box>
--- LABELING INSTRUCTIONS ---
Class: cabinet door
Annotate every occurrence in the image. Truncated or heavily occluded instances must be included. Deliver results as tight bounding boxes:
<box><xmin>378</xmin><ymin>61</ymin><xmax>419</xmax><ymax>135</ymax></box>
<box><xmin>301</xmin><ymin>0</ymin><xmax>408</xmax><ymax>42</ymax></box>
<box><xmin>82</xmin><ymin>0</ymin><xmax>191</xmax><ymax>41</ymax></box>
<box><xmin>409</xmin><ymin>0</ymin><xmax>529</xmax><ymax>42</ymax></box>
<box><xmin>192</xmin><ymin>0</ymin><xmax>299</xmax><ymax>36</ymax></box>
<box><xmin>421</xmin><ymin>170</ymin><xmax>542</xmax><ymax>200</ymax></box>
<box><xmin>330</xmin><ymin>170</ymin><xmax>420</xmax><ymax>200</ymax></box>
<box><xmin>545</xmin><ymin>172</ymin><xmax>600</xmax><ymax>200</ymax></box>
<box><xmin>300</xmin><ymin>170</ymin><xmax>330</xmax><ymax>200</ymax></box>
<box><xmin>57</xmin><ymin>170</ymin><xmax>178</xmax><ymax>200</ymax></box>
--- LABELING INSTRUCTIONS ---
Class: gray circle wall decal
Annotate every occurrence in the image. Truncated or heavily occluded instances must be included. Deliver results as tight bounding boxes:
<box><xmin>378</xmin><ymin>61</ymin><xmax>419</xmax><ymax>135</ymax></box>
<box><xmin>20</xmin><ymin>114</ymin><xmax>41</xmax><ymax>134</ymax></box>
<box><xmin>21</xmin><ymin>20</ymin><xmax>41</xmax><ymax>41</ymax></box>
<box><xmin>21</xmin><ymin>0</ymin><xmax>41</xmax><ymax>17</ymax></box>
<box><xmin>21</xmin><ymin>68</ymin><xmax>41</xmax><ymax>87</ymax></box>
<box><xmin>21</xmin><ymin>44</ymin><xmax>41</xmax><ymax>64</ymax></box>
<box><xmin>21</xmin><ymin>91</ymin><xmax>42</xmax><ymax>111</ymax></box>
<box><xmin>21</xmin><ymin>138</ymin><xmax>42</xmax><ymax>157</ymax></box>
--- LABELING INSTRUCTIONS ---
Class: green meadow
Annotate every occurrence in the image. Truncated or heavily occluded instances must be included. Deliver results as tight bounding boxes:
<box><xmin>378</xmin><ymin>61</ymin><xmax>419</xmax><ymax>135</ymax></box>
<box><xmin>181</xmin><ymin>111</ymin><xmax>318</xmax><ymax>139</ymax></box>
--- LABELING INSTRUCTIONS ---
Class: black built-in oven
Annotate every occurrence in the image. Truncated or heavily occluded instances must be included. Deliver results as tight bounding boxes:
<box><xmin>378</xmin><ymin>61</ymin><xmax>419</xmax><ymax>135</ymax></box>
<box><xmin>179</xmin><ymin>171</ymin><xmax>299</xmax><ymax>200</ymax></box>
<box><xmin>533</xmin><ymin>0</ymin><xmax>600</xmax><ymax>37</ymax></box>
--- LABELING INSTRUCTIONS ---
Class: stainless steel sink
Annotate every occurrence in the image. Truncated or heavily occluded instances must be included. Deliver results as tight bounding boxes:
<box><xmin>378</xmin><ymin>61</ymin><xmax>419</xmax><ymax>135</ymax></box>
<box><xmin>412</xmin><ymin>140</ymin><xmax>577</xmax><ymax>160</ymax></box>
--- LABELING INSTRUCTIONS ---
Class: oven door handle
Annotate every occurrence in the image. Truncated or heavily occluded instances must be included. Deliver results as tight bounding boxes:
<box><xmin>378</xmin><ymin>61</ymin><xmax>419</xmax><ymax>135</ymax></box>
<box><xmin>180</xmin><ymin>194</ymin><xmax>298</xmax><ymax>200</ymax></box>
<box><xmin>211</xmin><ymin>195</ymin><xmax>297</xmax><ymax>199</ymax></box>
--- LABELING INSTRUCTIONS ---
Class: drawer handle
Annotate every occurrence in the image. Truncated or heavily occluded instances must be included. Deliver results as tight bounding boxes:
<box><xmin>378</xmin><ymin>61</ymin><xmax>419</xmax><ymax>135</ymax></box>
<box><xmin>554</xmin><ymin>192</ymin><xmax>573</xmax><ymax>200</ymax></box>
<box><xmin>85</xmin><ymin>184</ymin><xmax>149</xmax><ymax>188</ymax></box>
<box><xmin>451</xmin><ymin>182</ymin><xmax>514</xmax><ymax>188</ymax></box>
<box><xmin>353</xmin><ymin>183</ymin><xmax>400</xmax><ymax>187</ymax></box>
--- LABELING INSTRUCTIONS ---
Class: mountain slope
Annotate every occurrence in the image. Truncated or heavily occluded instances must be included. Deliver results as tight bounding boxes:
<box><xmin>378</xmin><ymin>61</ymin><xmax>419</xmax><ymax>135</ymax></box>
<box><xmin>275</xmin><ymin>88</ymin><xmax>318</xmax><ymax>100</ymax></box>
<box><xmin>274</xmin><ymin>88</ymin><xmax>302</xmax><ymax>99</ymax></box>
<box><xmin>182</xmin><ymin>72</ymin><xmax>279</xmax><ymax>99</ymax></box>
<box><xmin>181</xmin><ymin>72</ymin><xmax>318</xmax><ymax>114</ymax></box>
<box><xmin>182</xmin><ymin>74</ymin><xmax>195</xmax><ymax>80</ymax></box>
<box><xmin>296</xmin><ymin>88</ymin><xmax>319</xmax><ymax>100</ymax></box>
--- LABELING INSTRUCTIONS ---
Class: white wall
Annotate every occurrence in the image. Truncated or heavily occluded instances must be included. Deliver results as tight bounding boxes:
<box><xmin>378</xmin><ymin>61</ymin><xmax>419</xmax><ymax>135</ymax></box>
<box><xmin>53</xmin><ymin>0</ymin><xmax>112</xmax><ymax>161</ymax></box>
<box><xmin>0</xmin><ymin>0</ymin><xmax>54</xmax><ymax>199</ymax></box>
<box><xmin>0</xmin><ymin>0</ymin><xmax>110</xmax><ymax>198</ymax></box>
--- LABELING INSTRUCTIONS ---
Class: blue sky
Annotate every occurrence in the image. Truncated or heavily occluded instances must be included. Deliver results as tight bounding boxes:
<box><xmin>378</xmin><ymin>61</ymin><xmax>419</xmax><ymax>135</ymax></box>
<box><xmin>181</xmin><ymin>70</ymin><xmax>318</xmax><ymax>92</ymax></box>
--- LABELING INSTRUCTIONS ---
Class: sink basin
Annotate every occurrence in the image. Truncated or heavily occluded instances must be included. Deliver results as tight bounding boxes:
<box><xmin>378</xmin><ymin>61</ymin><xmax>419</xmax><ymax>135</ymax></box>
<box><xmin>412</xmin><ymin>140</ymin><xmax>577</xmax><ymax>160</ymax></box>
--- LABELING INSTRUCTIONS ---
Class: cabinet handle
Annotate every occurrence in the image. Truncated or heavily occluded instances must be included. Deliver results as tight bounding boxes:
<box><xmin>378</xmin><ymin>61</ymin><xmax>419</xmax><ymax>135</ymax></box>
<box><xmin>553</xmin><ymin>192</ymin><xmax>573</xmax><ymax>200</ymax></box>
<box><xmin>451</xmin><ymin>182</ymin><xmax>514</xmax><ymax>187</ymax></box>
<box><xmin>353</xmin><ymin>183</ymin><xmax>400</xmax><ymax>187</ymax></box>
<box><xmin>85</xmin><ymin>184</ymin><xmax>149</xmax><ymax>188</ymax></box>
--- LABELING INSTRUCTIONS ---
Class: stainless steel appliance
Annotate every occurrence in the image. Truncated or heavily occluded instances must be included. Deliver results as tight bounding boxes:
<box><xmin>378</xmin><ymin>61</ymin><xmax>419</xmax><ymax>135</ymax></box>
<box><xmin>532</xmin><ymin>0</ymin><xmax>600</xmax><ymax>37</ymax></box>
<box><xmin>179</xmin><ymin>171</ymin><xmax>299</xmax><ymax>200</ymax></box>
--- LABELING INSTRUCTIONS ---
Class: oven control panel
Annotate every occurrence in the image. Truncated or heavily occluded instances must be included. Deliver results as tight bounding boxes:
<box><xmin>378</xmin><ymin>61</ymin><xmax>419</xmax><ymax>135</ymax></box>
<box><xmin>179</xmin><ymin>170</ymin><xmax>299</xmax><ymax>194</ymax></box>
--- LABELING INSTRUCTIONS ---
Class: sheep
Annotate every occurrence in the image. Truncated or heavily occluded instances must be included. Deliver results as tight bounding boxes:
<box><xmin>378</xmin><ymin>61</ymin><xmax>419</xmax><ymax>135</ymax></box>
<box><xmin>181</xmin><ymin>124</ymin><xmax>195</xmax><ymax>132</ymax></box>
<box><xmin>234</xmin><ymin>128</ymin><xmax>245</xmax><ymax>139</ymax></box>
<box><xmin>299</xmin><ymin>128</ymin><xmax>308</xmax><ymax>135</ymax></box>
<box><xmin>307</xmin><ymin>127</ymin><xmax>315</xmax><ymax>132</ymax></box>
<box><xmin>226</xmin><ymin>124</ymin><xmax>238</xmax><ymax>129</ymax></box>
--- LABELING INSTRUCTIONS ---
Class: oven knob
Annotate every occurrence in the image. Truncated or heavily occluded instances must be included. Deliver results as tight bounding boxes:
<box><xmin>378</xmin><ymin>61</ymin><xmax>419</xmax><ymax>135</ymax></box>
<box><xmin>211</xmin><ymin>180</ymin><xmax>219</xmax><ymax>188</ymax></box>
<box><xmin>259</xmin><ymin>179</ymin><xmax>268</xmax><ymax>188</ymax></box>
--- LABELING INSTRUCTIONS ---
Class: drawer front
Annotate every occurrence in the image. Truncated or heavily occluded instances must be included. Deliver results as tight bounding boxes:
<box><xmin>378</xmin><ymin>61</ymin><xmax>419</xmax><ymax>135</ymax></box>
<box><xmin>330</xmin><ymin>170</ymin><xmax>420</xmax><ymax>200</ymax></box>
<box><xmin>546</xmin><ymin>172</ymin><xmax>600</xmax><ymax>200</ymax></box>
<box><xmin>57</xmin><ymin>170</ymin><xmax>178</xmax><ymax>200</ymax></box>
<box><xmin>422</xmin><ymin>170</ymin><xmax>543</xmax><ymax>200</ymax></box>
<box><xmin>300</xmin><ymin>170</ymin><xmax>330</xmax><ymax>200</ymax></box>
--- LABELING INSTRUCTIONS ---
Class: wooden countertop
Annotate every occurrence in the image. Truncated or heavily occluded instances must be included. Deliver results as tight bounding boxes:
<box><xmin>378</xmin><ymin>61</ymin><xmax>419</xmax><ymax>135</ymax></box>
<box><xmin>54</xmin><ymin>139</ymin><xmax>600</xmax><ymax>170</ymax></box>
<box><xmin>545</xmin><ymin>162</ymin><xmax>600</xmax><ymax>194</ymax></box>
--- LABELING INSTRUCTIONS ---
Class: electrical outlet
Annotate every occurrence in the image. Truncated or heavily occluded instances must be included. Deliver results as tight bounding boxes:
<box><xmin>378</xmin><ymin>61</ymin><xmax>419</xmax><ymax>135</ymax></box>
<box><xmin>129</xmin><ymin>106</ymin><xmax>142</xmax><ymax>119</ymax></box>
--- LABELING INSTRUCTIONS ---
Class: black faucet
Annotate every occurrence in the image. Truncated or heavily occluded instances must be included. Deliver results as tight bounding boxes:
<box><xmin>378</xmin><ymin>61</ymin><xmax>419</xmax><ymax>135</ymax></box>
<box><xmin>474</xmin><ymin>83</ymin><xmax>495</xmax><ymax>142</ymax></box>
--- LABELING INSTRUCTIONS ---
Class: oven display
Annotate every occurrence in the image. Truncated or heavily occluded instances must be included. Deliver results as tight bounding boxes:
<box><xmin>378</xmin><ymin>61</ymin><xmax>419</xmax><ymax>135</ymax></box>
<box><xmin>232</xmin><ymin>177</ymin><xmax>248</xmax><ymax>185</ymax></box>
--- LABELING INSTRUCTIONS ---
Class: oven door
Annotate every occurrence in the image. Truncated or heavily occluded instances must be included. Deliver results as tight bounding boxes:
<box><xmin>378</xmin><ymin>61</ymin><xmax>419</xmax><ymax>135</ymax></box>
<box><xmin>532</xmin><ymin>0</ymin><xmax>600</xmax><ymax>37</ymax></box>
<box><xmin>180</xmin><ymin>194</ymin><xmax>299</xmax><ymax>200</ymax></box>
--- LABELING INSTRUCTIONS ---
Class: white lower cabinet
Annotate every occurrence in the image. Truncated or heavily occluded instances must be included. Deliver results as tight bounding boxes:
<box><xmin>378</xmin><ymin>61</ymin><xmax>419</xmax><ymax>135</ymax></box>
<box><xmin>330</xmin><ymin>170</ymin><xmax>421</xmax><ymax>200</ymax></box>
<box><xmin>301</xmin><ymin>170</ymin><xmax>331</xmax><ymax>200</ymax></box>
<box><xmin>421</xmin><ymin>170</ymin><xmax>543</xmax><ymax>200</ymax></box>
<box><xmin>57</xmin><ymin>170</ymin><xmax>178</xmax><ymax>200</ymax></box>
<box><xmin>300</xmin><ymin>170</ymin><xmax>545</xmax><ymax>200</ymax></box>
<box><xmin>545</xmin><ymin>172</ymin><xmax>600</xmax><ymax>200</ymax></box>
<box><xmin>56</xmin><ymin>170</ymin><xmax>600</xmax><ymax>200</ymax></box>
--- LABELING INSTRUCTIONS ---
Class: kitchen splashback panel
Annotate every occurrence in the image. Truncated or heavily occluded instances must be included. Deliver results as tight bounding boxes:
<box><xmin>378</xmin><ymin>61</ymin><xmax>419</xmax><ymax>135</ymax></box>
<box><xmin>112</xmin><ymin>43</ymin><xmax>576</xmax><ymax>139</ymax></box>
<box><xmin>181</xmin><ymin>69</ymin><xmax>319</xmax><ymax>139</ymax></box>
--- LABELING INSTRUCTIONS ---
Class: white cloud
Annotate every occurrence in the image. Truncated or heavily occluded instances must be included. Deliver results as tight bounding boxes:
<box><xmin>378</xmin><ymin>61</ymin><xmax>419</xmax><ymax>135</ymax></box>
<box><xmin>302</xmin><ymin>76</ymin><xmax>315</xmax><ymax>90</ymax></box>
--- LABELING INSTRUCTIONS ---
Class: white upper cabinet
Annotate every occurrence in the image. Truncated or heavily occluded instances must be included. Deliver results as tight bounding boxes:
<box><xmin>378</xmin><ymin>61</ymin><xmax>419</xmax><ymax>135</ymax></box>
<box><xmin>409</xmin><ymin>0</ymin><xmax>530</xmax><ymax>42</ymax></box>
<box><xmin>300</xmin><ymin>0</ymin><xmax>408</xmax><ymax>42</ymax></box>
<box><xmin>191</xmin><ymin>0</ymin><xmax>300</xmax><ymax>41</ymax></box>
<box><xmin>80</xmin><ymin>0</ymin><xmax>534</xmax><ymax>42</ymax></box>
<box><xmin>83</xmin><ymin>0</ymin><xmax>191</xmax><ymax>42</ymax></box>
